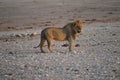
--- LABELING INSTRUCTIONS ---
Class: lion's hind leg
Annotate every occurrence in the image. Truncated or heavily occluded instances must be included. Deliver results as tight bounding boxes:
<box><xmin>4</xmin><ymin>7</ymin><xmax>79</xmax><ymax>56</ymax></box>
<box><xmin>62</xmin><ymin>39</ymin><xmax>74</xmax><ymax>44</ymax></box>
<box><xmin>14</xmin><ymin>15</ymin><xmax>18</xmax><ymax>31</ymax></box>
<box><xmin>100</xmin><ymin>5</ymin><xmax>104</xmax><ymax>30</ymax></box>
<box><xmin>40</xmin><ymin>38</ymin><xmax>46</xmax><ymax>53</ymax></box>
<box><xmin>46</xmin><ymin>38</ymin><xmax>53</xmax><ymax>53</ymax></box>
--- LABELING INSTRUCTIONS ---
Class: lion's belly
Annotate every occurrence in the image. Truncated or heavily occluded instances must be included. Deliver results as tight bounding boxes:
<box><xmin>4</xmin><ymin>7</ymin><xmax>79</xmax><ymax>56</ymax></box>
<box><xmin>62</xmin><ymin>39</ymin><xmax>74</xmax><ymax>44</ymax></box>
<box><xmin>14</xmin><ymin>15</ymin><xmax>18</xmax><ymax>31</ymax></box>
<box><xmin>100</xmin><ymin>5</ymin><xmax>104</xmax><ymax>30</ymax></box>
<box><xmin>53</xmin><ymin>32</ymin><xmax>67</xmax><ymax>41</ymax></box>
<box><xmin>53</xmin><ymin>35</ymin><xmax>66</xmax><ymax>41</ymax></box>
<box><xmin>51</xmin><ymin>29</ymin><xmax>67</xmax><ymax>41</ymax></box>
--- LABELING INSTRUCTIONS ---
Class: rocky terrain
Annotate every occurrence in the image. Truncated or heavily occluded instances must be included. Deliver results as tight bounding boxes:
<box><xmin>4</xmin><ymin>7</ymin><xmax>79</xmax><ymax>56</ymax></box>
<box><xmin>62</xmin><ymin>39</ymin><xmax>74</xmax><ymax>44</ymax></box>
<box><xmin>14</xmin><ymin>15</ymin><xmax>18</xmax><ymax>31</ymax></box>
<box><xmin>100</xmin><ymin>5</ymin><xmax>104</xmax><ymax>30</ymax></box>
<box><xmin>0</xmin><ymin>0</ymin><xmax>120</xmax><ymax>80</ymax></box>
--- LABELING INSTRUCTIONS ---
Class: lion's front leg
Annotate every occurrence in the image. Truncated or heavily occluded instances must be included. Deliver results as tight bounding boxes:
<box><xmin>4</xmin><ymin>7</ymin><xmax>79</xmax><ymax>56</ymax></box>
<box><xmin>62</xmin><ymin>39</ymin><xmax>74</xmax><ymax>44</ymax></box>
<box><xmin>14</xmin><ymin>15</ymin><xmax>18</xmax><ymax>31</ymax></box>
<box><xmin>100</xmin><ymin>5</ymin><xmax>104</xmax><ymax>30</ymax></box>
<box><xmin>68</xmin><ymin>37</ymin><xmax>74</xmax><ymax>51</ymax></box>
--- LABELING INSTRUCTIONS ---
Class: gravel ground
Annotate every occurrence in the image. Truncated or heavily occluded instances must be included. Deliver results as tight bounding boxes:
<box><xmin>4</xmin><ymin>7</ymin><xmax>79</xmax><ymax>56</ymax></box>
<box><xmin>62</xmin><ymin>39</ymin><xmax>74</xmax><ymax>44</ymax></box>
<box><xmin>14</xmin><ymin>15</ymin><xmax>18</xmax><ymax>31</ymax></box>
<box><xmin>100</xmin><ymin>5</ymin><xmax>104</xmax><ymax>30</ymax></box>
<box><xmin>0</xmin><ymin>22</ymin><xmax>120</xmax><ymax>80</ymax></box>
<box><xmin>0</xmin><ymin>0</ymin><xmax>120</xmax><ymax>80</ymax></box>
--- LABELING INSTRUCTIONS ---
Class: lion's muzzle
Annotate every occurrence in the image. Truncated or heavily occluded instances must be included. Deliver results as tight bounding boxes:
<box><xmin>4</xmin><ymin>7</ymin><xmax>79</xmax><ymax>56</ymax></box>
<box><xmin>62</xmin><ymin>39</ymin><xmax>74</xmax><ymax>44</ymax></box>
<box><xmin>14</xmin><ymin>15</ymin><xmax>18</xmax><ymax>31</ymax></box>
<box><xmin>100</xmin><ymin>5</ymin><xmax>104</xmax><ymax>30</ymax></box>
<box><xmin>77</xmin><ymin>30</ymin><xmax>81</xmax><ymax>33</ymax></box>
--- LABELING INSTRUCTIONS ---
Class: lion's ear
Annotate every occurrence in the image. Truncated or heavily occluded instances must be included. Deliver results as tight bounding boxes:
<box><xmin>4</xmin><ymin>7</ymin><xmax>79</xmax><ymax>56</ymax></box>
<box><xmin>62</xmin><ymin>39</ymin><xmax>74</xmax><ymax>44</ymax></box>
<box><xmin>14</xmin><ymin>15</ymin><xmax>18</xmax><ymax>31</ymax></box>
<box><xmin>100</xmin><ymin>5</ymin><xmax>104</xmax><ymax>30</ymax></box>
<box><xmin>75</xmin><ymin>20</ymin><xmax>82</xmax><ymax>24</ymax></box>
<box><xmin>75</xmin><ymin>20</ymin><xmax>79</xmax><ymax>24</ymax></box>
<box><xmin>75</xmin><ymin>20</ymin><xmax>83</xmax><ymax>26</ymax></box>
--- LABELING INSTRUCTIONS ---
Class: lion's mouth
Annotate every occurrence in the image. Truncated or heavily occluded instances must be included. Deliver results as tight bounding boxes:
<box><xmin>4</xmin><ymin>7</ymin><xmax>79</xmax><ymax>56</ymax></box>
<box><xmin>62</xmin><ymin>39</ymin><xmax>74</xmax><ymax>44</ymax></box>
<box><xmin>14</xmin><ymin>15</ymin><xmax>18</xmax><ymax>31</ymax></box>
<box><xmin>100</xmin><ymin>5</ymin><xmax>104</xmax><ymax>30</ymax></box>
<box><xmin>77</xmin><ymin>30</ymin><xmax>81</xmax><ymax>33</ymax></box>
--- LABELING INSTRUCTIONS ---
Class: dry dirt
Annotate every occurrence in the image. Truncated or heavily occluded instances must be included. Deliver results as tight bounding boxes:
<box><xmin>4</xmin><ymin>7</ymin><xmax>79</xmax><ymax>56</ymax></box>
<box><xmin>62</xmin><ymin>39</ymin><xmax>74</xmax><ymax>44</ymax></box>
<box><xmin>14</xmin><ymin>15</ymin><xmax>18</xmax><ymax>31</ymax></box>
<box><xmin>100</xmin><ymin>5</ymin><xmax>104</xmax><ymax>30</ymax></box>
<box><xmin>0</xmin><ymin>0</ymin><xmax>120</xmax><ymax>80</ymax></box>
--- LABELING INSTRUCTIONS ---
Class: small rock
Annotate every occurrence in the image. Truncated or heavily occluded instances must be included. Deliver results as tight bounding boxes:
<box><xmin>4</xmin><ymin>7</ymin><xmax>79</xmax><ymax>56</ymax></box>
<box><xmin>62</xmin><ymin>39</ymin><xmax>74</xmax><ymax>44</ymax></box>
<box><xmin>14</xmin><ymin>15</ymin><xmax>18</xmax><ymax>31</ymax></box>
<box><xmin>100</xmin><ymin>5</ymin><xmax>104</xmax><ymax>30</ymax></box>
<box><xmin>112</xmin><ymin>33</ymin><xmax>116</xmax><ymax>36</ymax></box>
<box><xmin>5</xmin><ymin>73</ymin><xmax>13</xmax><ymax>76</ymax></box>
<box><xmin>73</xmin><ymin>50</ymin><xmax>77</xmax><ymax>54</ymax></box>
<box><xmin>45</xmin><ymin>23</ymin><xmax>52</xmax><ymax>26</ymax></box>
<box><xmin>113</xmin><ymin>51</ymin><xmax>117</xmax><ymax>53</ymax></box>
<box><xmin>72</xmin><ymin>69</ymin><xmax>79</xmax><ymax>74</ymax></box>
<box><xmin>16</xmin><ymin>34</ymin><xmax>22</xmax><ymax>37</ymax></box>
<box><xmin>46</xmin><ymin>21</ymin><xmax>52</xmax><ymax>23</ymax></box>
<box><xmin>69</xmin><ymin>50</ymin><xmax>77</xmax><ymax>54</ymax></box>
<box><xmin>62</xmin><ymin>44</ymin><xmax>69</xmax><ymax>47</ymax></box>
<box><xmin>112</xmin><ymin>69</ymin><xmax>116</xmax><ymax>72</ymax></box>
<box><xmin>5</xmin><ymin>39</ymin><xmax>9</xmax><ymax>42</ymax></box>
<box><xmin>24</xmin><ymin>64</ymin><xmax>28</xmax><ymax>68</ymax></box>
<box><xmin>21</xmin><ymin>34</ymin><xmax>26</xmax><ymax>37</ymax></box>
<box><xmin>75</xmin><ymin>44</ymin><xmax>80</xmax><ymax>47</ymax></box>
<box><xmin>93</xmin><ymin>34</ymin><xmax>96</xmax><ymax>36</ymax></box>
<box><xmin>10</xmin><ymin>34</ymin><xmax>15</xmax><ymax>37</ymax></box>
<box><xmin>103</xmin><ymin>44</ymin><xmax>106</xmax><ymax>46</ymax></box>
<box><xmin>45</xmin><ymin>21</ymin><xmax>53</xmax><ymax>26</ymax></box>
<box><xmin>108</xmin><ymin>12</ymin><xmax>113</xmax><ymax>14</ymax></box>
<box><xmin>30</xmin><ymin>32</ymin><xmax>37</xmax><ymax>37</ymax></box>
<box><xmin>92</xmin><ymin>19</ymin><xmax>97</xmax><ymax>21</ymax></box>
<box><xmin>86</xmin><ymin>68</ymin><xmax>89</xmax><ymax>71</ymax></box>
<box><xmin>9</xmin><ymin>52</ymin><xmax>14</xmax><ymax>55</ymax></box>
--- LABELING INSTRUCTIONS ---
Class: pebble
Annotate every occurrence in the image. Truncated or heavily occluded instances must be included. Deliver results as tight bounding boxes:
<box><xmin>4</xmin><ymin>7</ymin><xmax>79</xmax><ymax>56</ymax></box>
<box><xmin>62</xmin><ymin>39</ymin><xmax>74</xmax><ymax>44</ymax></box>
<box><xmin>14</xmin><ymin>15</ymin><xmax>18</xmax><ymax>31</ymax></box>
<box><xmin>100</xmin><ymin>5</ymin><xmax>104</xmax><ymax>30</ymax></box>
<box><xmin>75</xmin><ymin>44</ymin><xmax>80</xmax><ymax>47</ymax></box>
<box><xmin>112</xmin><ymin>33</ymin><xmax>116</xmax><ymax>36</ymax></box>
<box><xmin>15</xmin><ymin>34</ymin><xmax>22</xmax><ymax>37</ymax></box>
<box><xmin>30</xmin><ymin>32</ymin><xmax>37</xmax><ymax>37</ymax></box>
<box><xmin>72</xmin><ymin>50</ymin><xmax>77</xmax><ymax>54</ymax></box>
<box><xmin>8</xmin><ymin>52</ymin><xmax>14</xmax><ymax>55</ymax></box>
<box><xmin>21</xmin><ymin>34</ymin><xmax>26</xmax><ymax>37</ymax></box>
<box><xmin>10</xmin><ymin>34</ymin><xmax>15</xmax><ymax>37</ymax></box>
<box><xmin>62</xmin><ymin>44</ymin><xmax>69</xmax><ymax>47</ymax></box>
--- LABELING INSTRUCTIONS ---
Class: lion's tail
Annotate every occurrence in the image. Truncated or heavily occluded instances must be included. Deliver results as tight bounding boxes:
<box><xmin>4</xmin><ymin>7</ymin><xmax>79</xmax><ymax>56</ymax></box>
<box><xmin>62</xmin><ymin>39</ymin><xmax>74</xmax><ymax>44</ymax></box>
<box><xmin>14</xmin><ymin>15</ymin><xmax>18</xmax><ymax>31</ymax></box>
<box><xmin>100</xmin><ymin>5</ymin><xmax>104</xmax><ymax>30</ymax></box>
<box><xmin>33</xmin><ymin>43</ymin><xmax>40</xmax><ymax>48</ymax></box>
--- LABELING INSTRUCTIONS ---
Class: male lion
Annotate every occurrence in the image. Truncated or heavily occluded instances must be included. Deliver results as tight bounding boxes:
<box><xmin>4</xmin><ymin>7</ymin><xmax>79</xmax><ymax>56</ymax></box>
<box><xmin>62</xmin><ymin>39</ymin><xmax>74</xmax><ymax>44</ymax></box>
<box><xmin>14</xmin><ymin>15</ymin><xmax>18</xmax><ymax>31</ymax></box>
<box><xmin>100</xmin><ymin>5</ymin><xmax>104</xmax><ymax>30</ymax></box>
<box><xmin>34</xmin><ymin>20</ymin><xmax>83</xmax><ymax>53</ymax></box>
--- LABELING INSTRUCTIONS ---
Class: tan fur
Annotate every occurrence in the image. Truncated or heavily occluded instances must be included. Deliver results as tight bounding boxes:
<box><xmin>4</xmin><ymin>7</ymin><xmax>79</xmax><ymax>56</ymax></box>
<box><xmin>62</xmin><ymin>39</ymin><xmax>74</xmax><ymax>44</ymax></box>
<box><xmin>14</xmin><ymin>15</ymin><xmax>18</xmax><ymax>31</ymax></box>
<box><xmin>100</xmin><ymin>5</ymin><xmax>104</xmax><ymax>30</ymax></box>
<box><xmin>34</xmin><ymin>20</ymin><xmax>83</xmax><ymax>53</ymax></box>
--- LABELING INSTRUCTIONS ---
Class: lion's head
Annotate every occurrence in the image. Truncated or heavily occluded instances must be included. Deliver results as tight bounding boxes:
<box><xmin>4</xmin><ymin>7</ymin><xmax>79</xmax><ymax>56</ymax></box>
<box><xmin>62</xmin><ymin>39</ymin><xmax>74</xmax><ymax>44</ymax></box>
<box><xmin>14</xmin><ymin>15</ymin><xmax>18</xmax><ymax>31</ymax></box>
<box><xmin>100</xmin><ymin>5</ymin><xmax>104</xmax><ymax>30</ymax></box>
<box><xmin>73</xmin><ymin>20</ymin><xmax>83</xmax><ymax>33</ymax></box>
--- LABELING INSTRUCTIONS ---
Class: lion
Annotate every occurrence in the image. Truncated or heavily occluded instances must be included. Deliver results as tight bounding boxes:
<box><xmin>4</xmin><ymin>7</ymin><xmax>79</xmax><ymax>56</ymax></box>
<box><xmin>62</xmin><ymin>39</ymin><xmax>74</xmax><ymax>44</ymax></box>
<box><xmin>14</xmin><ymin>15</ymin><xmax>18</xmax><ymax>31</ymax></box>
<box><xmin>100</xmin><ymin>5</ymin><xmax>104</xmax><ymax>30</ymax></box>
<box><xmin>34</xmin><ymin>20</ymin><xmax>83</xmax><ymax>53</ymax></box>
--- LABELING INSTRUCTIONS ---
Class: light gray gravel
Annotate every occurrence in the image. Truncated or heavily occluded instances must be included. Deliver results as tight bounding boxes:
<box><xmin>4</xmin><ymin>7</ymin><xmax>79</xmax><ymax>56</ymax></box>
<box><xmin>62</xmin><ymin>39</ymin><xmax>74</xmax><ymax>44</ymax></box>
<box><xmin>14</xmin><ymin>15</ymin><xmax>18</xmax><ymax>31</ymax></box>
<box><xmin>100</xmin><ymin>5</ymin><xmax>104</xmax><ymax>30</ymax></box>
<box><xmin>0</xmin><ymin>22</ymin><xmax>120</xmax><ymax>80</ymax></box>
